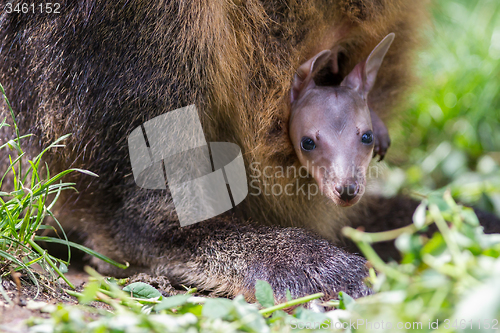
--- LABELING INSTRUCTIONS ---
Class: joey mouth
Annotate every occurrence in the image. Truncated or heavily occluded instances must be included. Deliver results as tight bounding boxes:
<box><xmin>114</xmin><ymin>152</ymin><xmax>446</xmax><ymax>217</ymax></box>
<box><xmin>320</xmin><ymin>177</ymin><xmax>365</xmax><ymax>207</ymax></box>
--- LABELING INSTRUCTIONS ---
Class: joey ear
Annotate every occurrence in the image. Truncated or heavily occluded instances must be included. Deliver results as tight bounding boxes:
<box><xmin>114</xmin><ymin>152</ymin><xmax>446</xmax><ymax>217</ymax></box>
<box><xmin>330</xmin><ymin>45</ymin><xmax>346</xmax><ymax>74</ymax></box>
<box><xmin>341</xmin><ymin>33</ymin><xmax>395</xmax><ymax>98</ymax></box>
<box><xmin>364</xmin><ymin>33</ymin><xmax>395</xmax><ymax>94</ymax></box>
<box><xmin>291</xmin><ymin>50</ymin><xmax>331</xmax><ymax>104</ymax></box>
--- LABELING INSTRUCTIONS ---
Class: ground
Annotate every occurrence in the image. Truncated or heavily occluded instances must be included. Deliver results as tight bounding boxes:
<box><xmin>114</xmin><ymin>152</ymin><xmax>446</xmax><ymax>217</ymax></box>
<box><xmin>0</xmin><ymin>265</ymin><xmax>87</xmax><ymax>332</ymax></box>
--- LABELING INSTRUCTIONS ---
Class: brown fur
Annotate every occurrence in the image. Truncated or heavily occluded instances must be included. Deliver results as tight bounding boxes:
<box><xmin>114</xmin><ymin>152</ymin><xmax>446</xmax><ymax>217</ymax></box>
<box><xmin>0</xmin><ymin>0</ymin><xmax>431</xmax><ymax>302</ymax></box>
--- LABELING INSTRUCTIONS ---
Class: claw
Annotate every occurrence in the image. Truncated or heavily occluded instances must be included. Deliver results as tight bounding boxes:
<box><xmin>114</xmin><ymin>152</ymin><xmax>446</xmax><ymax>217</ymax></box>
<box><xmin>372</xmin><ymin>134</ymin><xmax>390</xmax><ymax>161</ymax></box>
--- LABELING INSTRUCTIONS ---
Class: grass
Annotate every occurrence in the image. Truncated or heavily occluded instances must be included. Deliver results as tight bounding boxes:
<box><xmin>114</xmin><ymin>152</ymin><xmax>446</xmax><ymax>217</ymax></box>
<box><xmin>0</xmin><ymin>83</ymin><xmax>127</xmax><ymax>305</ymax></box>
<box><xmin>386</xmin><ymin>0</ymin><xmax>500</xmax><ymax>214</ymax></box>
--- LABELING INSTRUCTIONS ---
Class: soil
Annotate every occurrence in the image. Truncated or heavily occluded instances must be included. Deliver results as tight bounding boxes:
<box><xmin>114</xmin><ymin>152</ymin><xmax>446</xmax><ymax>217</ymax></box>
<box><xmin>0</xmin><ymin>263</ymin><xmax>184</xmax><ymax>332</ymax></box>
<box><xmin>0</xmin><ymin>265</ymin><xmax>87</xmax><ymax>333</ymax></box>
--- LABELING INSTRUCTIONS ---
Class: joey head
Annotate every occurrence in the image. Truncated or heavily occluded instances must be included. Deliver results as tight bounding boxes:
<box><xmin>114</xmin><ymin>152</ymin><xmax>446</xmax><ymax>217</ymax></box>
<box><xmin>289</xmin><ymin>33</ymin><xmax>395</xmax><ymax>207</ymax></box>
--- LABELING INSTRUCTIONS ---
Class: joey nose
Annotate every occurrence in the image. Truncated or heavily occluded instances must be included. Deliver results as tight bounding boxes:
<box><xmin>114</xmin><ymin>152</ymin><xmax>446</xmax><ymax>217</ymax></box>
<box><xmin>334</xmin><ymin>182</ymin><xmax>359</xmax><ymax>202</ymax></box>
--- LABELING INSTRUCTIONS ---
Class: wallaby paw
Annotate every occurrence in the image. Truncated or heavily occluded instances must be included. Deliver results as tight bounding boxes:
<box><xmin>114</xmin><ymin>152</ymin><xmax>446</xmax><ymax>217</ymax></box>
<box><xmin>243</xmin><ymin>249</ymin><xmax>372</xmax><ymax>306</ymax></box>
<box><xmin>370</xmin><ymin>108</ymin><xmax>391</xmax><ymax>161</ymax></box>
<box><xmin>373</xmin><ymin>129</ymin><xmax>391</xmax><ymax>161</ymax></box>
<box><xmin>239</xmin><ymin>231</ymin><xmax>373</xmax><ymax>304</ymax></box>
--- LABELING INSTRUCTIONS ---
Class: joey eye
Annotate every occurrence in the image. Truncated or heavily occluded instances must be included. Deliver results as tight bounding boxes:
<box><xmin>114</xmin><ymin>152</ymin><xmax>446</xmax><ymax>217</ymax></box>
<box><xmin>301</xmin><ymin>137</ymin><xmax>316</xmax><ymax>151</ymax></box>
<box><xmin>361</xmin><ymin>131</ymin><xmax>373</xmax><ymax>145</ymax></box>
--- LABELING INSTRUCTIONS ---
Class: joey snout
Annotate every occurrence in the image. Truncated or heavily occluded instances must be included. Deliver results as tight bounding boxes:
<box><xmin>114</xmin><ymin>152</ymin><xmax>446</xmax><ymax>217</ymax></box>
<box><xmin>335</xmin><ymin>179</ymin><xmax>360</xmax><ymax>203</ymax></box>
<box><xmin>319</xmin><ymin>172</ymin><xmax>366</xmax><ymax>207</ymax></box>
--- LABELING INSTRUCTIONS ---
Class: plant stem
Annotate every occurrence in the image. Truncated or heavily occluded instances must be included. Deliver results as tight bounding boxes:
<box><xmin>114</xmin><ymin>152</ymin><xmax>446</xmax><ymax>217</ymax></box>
<box><xmin>343</xmin><ymin>227</ymin><xmax>410</xmax><ymax>284</ymax></box>
<box><xmin>28</xmin><ymin>239</ymin><xmax>75</xmax><ymax>289</ymax></box>
<box><xmin>258</xmin><ymin>292</ymin><xmax>324</xmax><ymax>315</ymax></box>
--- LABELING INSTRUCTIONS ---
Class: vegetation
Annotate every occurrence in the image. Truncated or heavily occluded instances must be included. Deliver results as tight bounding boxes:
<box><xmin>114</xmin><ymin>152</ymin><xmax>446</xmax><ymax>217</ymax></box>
<box><xmin>23</xmin><ymin>194</ymin><xmax>500</xmax><ymax>332</ymax></box>
<box><xmin>1</xmin><ymin>0</ymin><xmax>500</xmax><ymax>331</ymax></box>
<box><xmin>0</xmin><ymin>83</ymin><xmax>127</xmax><ymax>303</ymax></box>
<box><xmin>386</xmin><ymin>0</ymin><xmax>500</xmax><ymax>213</ymax></box>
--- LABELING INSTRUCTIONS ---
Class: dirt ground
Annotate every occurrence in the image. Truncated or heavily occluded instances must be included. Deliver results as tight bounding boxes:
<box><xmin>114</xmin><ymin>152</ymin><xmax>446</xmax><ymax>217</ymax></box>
<box><xmin>0</xmin><ymin>263</ymin><xmax>183</xmax><ymax>332</ymax></box>
<box><xmin>0</xmin><ymin>265</ymin><xmax>89</xmax><ymax>333</ymax></box>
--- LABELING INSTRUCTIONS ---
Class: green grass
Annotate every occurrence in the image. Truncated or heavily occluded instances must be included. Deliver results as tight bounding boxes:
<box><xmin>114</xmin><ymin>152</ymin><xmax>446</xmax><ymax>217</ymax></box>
<box><xmin>386</xmin><ymin>0</ymin><xmax>500</xmax><ymax>215</ymax></box>
<box><xmin>0</xmin><ymin>83</ymin><xmax>127</xmax><ymax>304</ymax></box>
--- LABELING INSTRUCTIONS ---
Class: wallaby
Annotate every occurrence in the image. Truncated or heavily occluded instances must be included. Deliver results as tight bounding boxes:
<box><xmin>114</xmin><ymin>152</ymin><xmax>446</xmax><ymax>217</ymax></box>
<box><xmin>289</xmin><ymin>33</ymin><xmax>395</xmax><ymax>207</ymax></box>
<box><xmin>1</xmin><ymin>0</ymin><xmax>497</xmax><ymax>305</ymax></box>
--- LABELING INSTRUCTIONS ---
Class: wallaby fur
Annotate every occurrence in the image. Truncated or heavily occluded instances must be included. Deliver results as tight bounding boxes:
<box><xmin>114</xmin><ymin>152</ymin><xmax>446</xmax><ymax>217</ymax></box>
<box><xmin>289</xmin><ymin>33</ymin><xmax>394</xmax><ymax>207</ymax></box>
<box><xmin>0</xmin><ymin>0</ymin><xmax>470</xmax><ymax>303</ymax></box>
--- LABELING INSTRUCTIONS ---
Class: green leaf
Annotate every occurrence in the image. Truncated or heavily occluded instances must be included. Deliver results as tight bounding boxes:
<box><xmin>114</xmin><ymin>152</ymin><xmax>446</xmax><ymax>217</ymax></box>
<box><xmin>295</xmin><ymin>307</ymin><xmax>329</xmax><ymax>326</ymax></box>
<box><xmin>34</xmin><ymin>236</ymin><xmax>129</xmax><ymax>269</ymax></box>
<box><xmin>268</xmin><ymin>310</ymin><xmax>291</xmax><ymax>325</ymax></box>
<box><xmin>79</xmin><ymin>281</ymin><xmax>100</xmax><ymax>304</ymax></box>
<box><xmin>255</xmin><ymin>280</ymin><xmax>274</xmax><ymax>308</ymax></box>
<box><xmin>422</xmin><ymin>232</ymin><xmax>447</xmax><ymax>256</ymax></box>
<box><xmin>154</xmin><ymin>294</ymin><xmax>190</xmax><ymax>311</ymax></box>
<box><xmin>69</xmin><ymin>168</ymin><xmax>99</xmax><ymax>178</ymax></box>
<box><xmin>202</xmin><ymin>298</ymin><xmax>234</xmax><ymax>319</ymax></box>
<box><xmin>58</xmin><ymin>262</ymin><xmax>68</xmax><ymax>274</ymax></box>
<box><xmin>6</xmin><ymin>139</ymin><xmax>22</xmax><ymax>154</ymax></box>
<box><xmin>338</xmin><ymin>291</ymin><xmax>356</xmax><ymax>311</ymax></box>
<box><xmin>176</xmin><ymin>303</ymin><xmax>203</xmax><ymax>316</ymax></box>
<box><xmin>413</xmin><ymin>200</ymin><xmax>428</xmax><ymax>229</ymax></box>
<box><xmin>122</xmin><ymin>282</ymin><xmax>162</xmax><ymax>299</ymax></box>
<box><xmin>233</xmin><ymin>295</ymin><xmax>270</xmax><ymax>333</ymax></box>
<box><xmin>461</xmin><ymin>207</ymin><xmax>480</xmax><ymax>226</ymax></box>
<box><xmin>36</xmin><ymin>225</ymin><xmax>57</xmax><ymax>231</ymax></box>
<box><xmin>428</xmin><ymin>191</ymin><xmax>451</xmax><ymax>213</ymax></box>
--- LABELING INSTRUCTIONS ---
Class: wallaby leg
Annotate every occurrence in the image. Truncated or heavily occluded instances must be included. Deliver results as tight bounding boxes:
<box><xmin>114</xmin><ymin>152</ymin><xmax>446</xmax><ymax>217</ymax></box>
<box><xmin>85</xmin><ymin>209</ymin><xmax>372</xmax><ymax>301</ymax></box>
<box><xmin>165</xmin><ymin>221</ymin><xmax>374</xmax><ymax>302</ymax></box>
